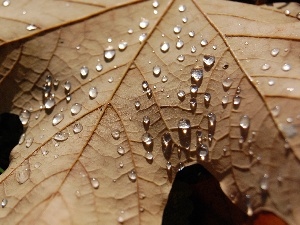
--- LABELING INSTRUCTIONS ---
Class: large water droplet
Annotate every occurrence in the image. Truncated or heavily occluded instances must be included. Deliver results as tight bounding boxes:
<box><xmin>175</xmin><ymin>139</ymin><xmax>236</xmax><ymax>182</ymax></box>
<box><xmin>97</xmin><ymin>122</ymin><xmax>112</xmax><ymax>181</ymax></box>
<box><xmin>73</xmin><ymin>122</ymin><xmax>83</xmax><ymax>134</ymax></box>
<box><xmin>118</xmin><ymin>40</ymin><xmax>128</xmax><ymax>51</ymax></box>
<box><xmin>240</xmin><ymin>115</ymin><xmax>250</xmax><ymax>138</ymax></box>
<box><xmin>143</xmin><ymin>116</ymin><xmax>150</xmax><ymax>131</ymax></box>
<box><xmin>233</xmin><ymin>96</ymin><xmax>241</xmax><ymax>108</ymax></box>
<box><xmin>139</xmin><ymin>33</ymin><xmax>147</xmax><ymax>42</ymax></box>
<box><xmin>44</xmin><ymin>97</ymin><xmax>55</xmax><ymax>109</ymax></box>
<box><xmin>222</xmin><ymin>77</ymin><xmax>233</xmax><ymax>89</ymax></box>
<box><xmin>222</xmin><ymin>95</ymin><xmax>229</xmax><ymax>105</ymax></box>
<box><xmin>1</xmin><ymin>199</ymin><xmax>7</xmax><ymax>208</ymax></box>
<box><xmin>71</xmin><ymin>103</ymin><xmax>82</xmax><ymax>115</ymax></box>
<box><xmin>203</xmin><ymin>55</ymin><xmax>215</xmax><ymax>67</ymax></box>
<box><xmin>142</xmin><ymin>133</ymin><xmax>153</xmax><ymax>147</ymax></box>
<box><xmin>282</xmin><ymin>63</ymin><xmax>291</xmax><ymax>71</ymax></box>
<box><xmin>80</xmin><ymin>66</ymin><xmax>89</xmax><ymax>77</ymax></box>
<box><xmin>144</xmin><ymin>151</ymin><xmax>153</xmax><ymax>161</ymax></box>
<box><xmin>197</xmin><ymin>144</ymin><xmax>208</xmax><ymax>160</ymax></box>
<box><xmin>25</xmin><ymin>137</ymin><xmax>33</xmax><ymax>148</ymax></box>
<box><xmin>191</xmin><ymin>66</ymin><xmax>203</xmax><ymax>83</ymax></box>
<box><xmin>271</xmin><ymin>48</ymin><xmax>279</xmax><ymax>57</ymax></box>
<box><xmin>261</xmin><ymin>63</ymin><xmax>270</xmax><ymax>71</ymax></box>
<box><xmin>117</xmin><ymin>146</ymin><xmax>125</xmax><ymax>155</ymax></box>
<box><xmin>173</xmin><ymin>25</ymin><xmax>182</xmax><ymax>34</ymax></box>
<box><xmin>176</xmin><ymin>39</ymin><xmax>184</xmax><ymax>49</ymax></box>
<box><xmin>15</xmin><ymin>161</ymin><xmax>30</xmax><ymax>184</ymax></box>
<box><xmin>207</xmin><ymin>112</ymin><xmax>216</xmax><ymax>135</ymax></box>
<box><xmin>111</xmin><ymin>129</ymin><xmax>120</xmax><ymax>140</ymax></box>
<box><xmin>260</xmin><ymin>174</ymin><xmax>269</xmax><ymax>191</ymax></box>
<box><xmin>178</xmin><ymin>119</ymin><xmax>191</xmax><ymax>149</ymax></box>
<box><xmin>177</xmin><ymin>55</ymin><xmax>185</xmax><ymax>62</ymax></box>
<box><xmin>160</xmin><ymin>42</ymin><xmax>170</xmax><ymax>53</ymax></box>
<box><xmin>178</xmin><ymin>5</ymin><xmax>186</xmax><ymax>12</ymax></box>
<box><xmin>89</xmin><ymin>87</ymin><xmax>98</xmax><ymax>99</ymax></box>
<box><xmin>2</xmin><ymin>0</ymin><xmax>10</xmax><ymax>7</ymax></box>
<box><xmin>153</xmin><ymin>65</ymin><xmax>161</xmax><ymax>76</ymax></box>
<box><xmin>19</xmin><ymin>109</ymin><xmax>31</xmax><ymax>126</ymax></box>
<box><xmin>139</xmin><ymin>18</ymin><xmax>149</xmax><ymax>29</ymax></box>
<box><xmin>52</xmin><ymin>113</ymin><xmax>64</xmax><ymax>126</ymax></box>
<box><xmin>64</xmin><ymin>81</ymin><xmax>71</xmax><ymax>92</ymax></box>
<box><xmin>200</xmin><ymin>39</ymin><xmax>208</xmax><ymax>47</ymax></box>
<box><xmin>190</xmin><ymin>84</ymin><xmax>198</xmax><ymax>94</ymax></box>
<box><xmin>152</xmin><ymin>0</ymin><xmax>159</xmax><ymax>8</ymax></box>
<box><xmin>26</xmin><ymin>24</ymin><xmax>37</xmax><ymax>31</ymax></box>
<box><xmin>104</xmin><ymin>46</ymin><xmax>116</xmax><ymax>62</ymax></box>
<box><xmin>128</xmin><ymin>169</ymin><xmax>137</xmax><ymax>182</ymax></box>
<box><xmin>90</xmin><ymin>178</ymin><xmax>100</xmax><ymax>189</ymax></box>
<box><xmin>177</xmin><ymin>90</ymin><xmax>185</xmax><ymax>100</ymax></box>
<box><xmin>204</xmin><ymin>93</ymin><xmax>211</xmax><ymax>106</ymax></box>
<box><xmin>53</xmin><ymin>132</ymin><xmax>69</xmax><ymax>141</ymax></box>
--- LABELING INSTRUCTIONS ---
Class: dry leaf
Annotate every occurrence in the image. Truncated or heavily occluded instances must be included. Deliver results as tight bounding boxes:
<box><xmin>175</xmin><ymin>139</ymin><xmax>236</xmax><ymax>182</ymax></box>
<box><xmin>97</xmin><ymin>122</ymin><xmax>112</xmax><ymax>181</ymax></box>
<box><xmin>0</xmin><ymin>0</ymin><xmax>300</xmax><ymax>224</ymax></box>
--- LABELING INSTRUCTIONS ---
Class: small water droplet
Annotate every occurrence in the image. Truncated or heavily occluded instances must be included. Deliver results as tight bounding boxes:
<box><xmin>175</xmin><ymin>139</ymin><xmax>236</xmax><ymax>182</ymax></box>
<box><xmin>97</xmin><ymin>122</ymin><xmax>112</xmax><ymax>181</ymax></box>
<box><xmin>196</xmin><ymin>130</ymin><xmax>203</xmax><ymax>145</ymax></box>
<box><xmin>142</xmin><ymin>81</ymin><xmax>149</xmax><ymax>90</ymax></box>
<box><xmin>203</xmin><ymin>55</ymin><xmax>215</xmax><ymax>67</ymax></box>
<box><xmin>177</xmin><ymin>54</ymin><xmax>185</xmax><ymax>62</ymax></box>
<box><xmin>207</xmin><ymin>113</ymin><xmax>216</xmax><ymax>135</ymax></box>
<box><xmin>118</xmin><ymin>40</ymin><xmax>128</xmax><ymax>51</ymax></box>
<box><xmin>190</xmin><ymin>98</ymin><xmax>197</xmax><ymax>111</ymax></box>
<box><xmin>178</xmin><ymin>162</ymin><xmax>185</xmax><ymax>171</ymax></box>
<box><xmin>52</xmin><ymin>113</ymin><xmax>64</xmax><ymax>126</ymax></box>
<box><xmin>271</xmin><ymin>105</ymin><xmax>280</xmax><ymax>117</ymax></box>
<box><xmin>191</xmin><ymin>66</ymin><xmax>203</xmax><ymax>83</ymax></box>
<box><xmin>66</xmin><ymin>93</ymin><xmax>71</xmax><ymax>102</ymax></box>
<box><xmin>260</xmin><ymin>174</ymin><xmax>269</xmax><ymax>191</ymax></box>
<box><xmin>188</xmin><ymin>31</ymin><xmax>195</xmax><ymax>37</ymax></box>
<box><xmin>178</xmin><ymin>5</ymin><xmax>186</xmax><ymax>12</ymax></box>
<box><xmin>204</xmin><ymin>93</ymin><xmax>211</xmax><ymax>106</ymax></box>
<box><xmin>135</xmin><ymin>101</ymin><xmax>141</xmax><ymax>110</ymax></box>
<box><xmin>128</xmin><ymin>169</ymin><xmax>137</xmax><ymax>182</ymax></box>
<box><xmin>15</xmin><ymin>161</ymin><xmax>30</xmax><ymax>184</ymax></box>
<box><xmin>212</xmin><ymin>45</ymin><xmax>217</xmax><ymax>50</ymax></box>
<box><xmin>89</xmin><ymin>87</ymin><xmax>98</xmax><ymax>99</ymax></box>
<box><xmin>176</xmin><ymin>39</ymin><xmax>184</xmax><ymax>49</ymax></box>
<box><xmin>284</xmin><ymin>9</ymin><xmax>290</xmax><ymax>15</ymax></box>
<box><xmin>197</xmin><ymin>144</ymin><xmax>208</xmax><ymax>160</ymax></box>
<box><xmin>191</xmin><ymin>45</ymin><xmax>197</xmax><ymax>53</ymax></box>
<box><xmin>178</xmin><ymin>119</ymin><xmax>191</xmax><ymax>134</ymax></box>
<box><xmin>190</xmin><ymin>84</ymin><xmax>198</xmax><ymax>94</ymax></box>
<box><xmin>246</xmin><ymin>195</ymin><xmax>253</xmax><ymax>216</ymax></box>
<box><xmin>95</xmin><ymin>63</ymin><xmax>103</xmax><ymax>72</ymax></box>
<box><xmin>1</xmin><ymin>199</ymin><xmax>7</xmax><ymax>208</ymax></box>
<box><xmin>73</xmin><ymin>122</ymin><xmax>83</xmax><ymax>134</ymax></box>
<box><xmin>71</xmin><ymin>103</ymin><xmax>82</xmax><ymax>115</ymax></box>
<box><xmin>111</xmin><ymin>129</ymin><xmax>121</xmax><ymax>140</ymax></box>
<box><xmin>166</xmin><ymin>161</ymin><xmax>172</xmax><ymax>171</ymax></box>
<box><xmin>144</xmin><ymin>151</ymin><xmax>153</xmax><ymax>161</ymax></box>
<box><xmin>161</xmin><ymin>75</ymin><xmax>168</xmax><ymax>83</ymax></box>
<box><xmin>54</xmin><ymin>132</ymin><xmax>69</xmax><ymax>141</ymax></box>
<box><xmin>177</xmin><ymin>90</ymin><xmax>185</xmax><ymax>100</ymax></box>
<box><xmin>90</xmin><ymin>178</ymin><xmax>100</xmax><ymax>189</ymax></box>
<box><xmin>2</xmin><ymin>0</ymin><xmax>10</xmax><ymax>6</ymax></box>
<box><xmin>41</xmin><ymin>147</ymin><xmax>49</xmax><ymax>156</ymax></box>
<box><xmin>182</xmin><ymin>17</ymin><xmax>188</xmax><ymax>23</ymax></box>
<box><xmin>80</xmin><ymin>66</ymin><xmax>89</xmax><ymax>77</ymax></box>
<box><xmin>261</xmin><ymin>63</ymin><xmax>270</xmax><ymax>71</ymax></box>
<box><xmin>64</xmin><ymin>81</ymin><xmax>71</xmax><ymax>92</ymax></box>
<box><xmin>44</xmin><ymin>97</ymin><xmax>55</xmax><ymax>109</ymax></box>
<box><xmin>152</xmin><ymin>0</ymin><xmax>159</xmax><ymax>8</ymax></box>
<box><xmin>282</xmin><ymin>63</ymin><xmax>291</xmax><ymax>71</ymax></box>
<box><xmin>128</xmin><ymin>28</ymin><xmax>133</xmax><ymax>34</ymax></box>
<box><xmin>119</xmin><ymin>161</ymin><xmax>124</xmax><ymax>168</ymax></box>
<box><xmin>19</xmin><ymin>109</ymin><xmax>31</xmax><ymax>126</ymax></box>
<box><xmin>268</xmin><ymin>80</ymin><xmax>275</xmax><ymax>86</ymax></box>
<box><xmin>141</xmin><ymin>133</ymin><xmax>153</xmax><ymax>147</ymax></box>
<box><xmin>19</xmin><ymin>133</ymin><xmax>26</xmax><ymax>145</ymax></box>
<box><xmin>104</xmin><ymin>46</ymin><xmax>116</xmax><ymax>62</ymax></box>
<box><xmin>108</xmin><ymin>77</ymin><xmax>114</xmax><ymax>83</ymax></box>
<box><xmin>26</xmin><ymin>24</ymin><xmax>37</xmax><ymax>31</ymax></box>
<box><xmin>173</xmin><ymin>25</ymin><xmax>182</xmax><ymax>34</ymax></box>
<box><xmin>34</xmin><ymin>162</ymin><xmax>42</xmax><ymax>168</ymax></box>
<box><xmin>200</xmin><ymin>39</ymin><xmax>208</xmax><ymax>47</ymax></box>
<box><xmin>139</xmin><ymin>33</ymin><xmax>147</xmax><ymax>42</ymax></box>
<box><xmin>25</xmin><ymin>138</ymin><xmax>33</xmax><ymax>148</ymax></box>
<box><xmin>222</xmin><ymin>95</ymin><xmax>229</xmax><ymax>105</ymax></box>
<box><xmin>117</xmin><ymin>146</ymin><xmax>125</xmax><ymax>155</ymax></box>
<box><xmin>139</xmin><ymin>18</ymin><xmax>149</xmax><ymax>29</ymax></box>
<box><xmin>143</xmin><ymin>116</ymin><xmax>150</xmax><ymax>130</ymax></box>
<box><xmin>270</xmin><ymin>48</ymin><xmax>279</xmax><ymax>57</ymax></box>
<box><xmin>153</xmin><ymin>65</ymin><xmax>161</xmax><ymax>76</ymax></box>
<box><xmin>160</xmin><ymin>42</ymin><xmax>170</xmax><ymax>53</ymax></box>
<box><xmin>222</xmin><ymin>77</ymin><xmax>233</xmax><ymax>89</ymax></box>
<box><xmin>233</xmin><ymin>96</ymin><xmax>241</xmax><ymax>108</ymax></box>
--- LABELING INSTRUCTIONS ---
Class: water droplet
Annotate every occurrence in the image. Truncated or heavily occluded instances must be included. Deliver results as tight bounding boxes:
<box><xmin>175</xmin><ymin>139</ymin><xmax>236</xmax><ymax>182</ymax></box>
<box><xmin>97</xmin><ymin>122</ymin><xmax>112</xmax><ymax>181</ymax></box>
<box><xmin>246</xmin><ymin>195</ymin><xmax>253</xmax><ymax>216</ymax></box>
<box><xmin>204</xmin><ymin>93</ymin><xmax>211</xmax><ymax>106</ymax></box>
<box><xmin>261</xmin><ymin>63</ymin><xmax>270</xmax><ymax>71</ymax></box>
<box><xmin>240</xmin><ymin>115</ymin><xmax>250</xmax><ymax>130</ymax></box>
<box><xmin>173</xmin><ymin>25</ymin><xmax>182</xmax><ymax>34</ymax></box>
<box><xmin>177</xmin><ymin>54</ymin><xmax>185</xmax><ymax>62</ymax></box>
<box><xmin>111</xmin><ymin>129</ymin><xmax>120</xmax><ymax>140</ymax></box>
<box><xmin>197</xmin><ymin>144</ymin><xmax>208</xmax><ymax>160</ymax></box>
<box><xmin>44</xmin><ymin>97</ymin><xmax>55</xmax><ymax>109</ymax></box>
<box><xmin>222</xmin><ymin>77</ymin><xmax>233</xmax><ymax>89</ymax></box>
<box><xmin>196</xmin><ymin>130</ymin><xmax>203</xmax><ymax>145</ymax></box>
<box><xmin>2</xmin><ymin>0</ymin><xmax>10</xmax><ymax>7</ymax></box>
<box><xmin>128</xmin><ymin>169</ymin><xmax>137</xmax><ymax>182</ymax></box>
<box><xmin>128</xmin><ymin>28</ymin><xmax>133</xmax><ymax>34</ymax></box>
<box><xmin>177</xmin><ymin>90</ymin><xmax>185</xmax><ymax>100</ymax></box>
<box><xmin>119</xmin><ymin>161</ymin><xmax>124</xmax><ymax>168</ymax></box>
<box><xmin>142</xmin><ymin>81</ymin><xmax>149</xmax><ymax>90</ymax></box>
<box><xmin>95</xmin><ymin>63</ymin><xmax>103</xmax><ymax>72</ymax></box>
<box><xmin>19</xmin><ymin>133</ymin><xmax>26</xmax><ymax>145</ymax></box>
<box><xmin>80</xmin><ymin>66</ymin><xmax>89</xmax><ymax>77</ymax></box>
<box><xmin>190</xmin><ymin>98</ymin><xmax>197</xmax><ymax>111</ymax></box>
<box><xmin>222</xmin><ymin>95</ymin><xmax>229</xmax><ymax>105</ymax></box>
<box><xmin>207</xmin><ymin>113</ymin><xmax>216</xmax><ymax>135</ymax></box>
<box><xmin>41</xmin><ymin>147</ymin><xmax>49</xmax><ymax>156</ymax></box>
<box><xmin>182</xmin><ymin>17</ymin><xmax>188</xmax><ymax>23</ymax></box>
<box><xmin>143</xmin><ymin>116</ymin><xmax>150</xmax><ymax>130</ymax></box>
<box><xmin>178</xmin><ymin>162</ymin><xmax>185</xmax><ymax>171</ymax></box>
<box><xmin>191</xmin><ymin>46</ymin><xmax>197</xmax><ymax>53</ymax></box>
<box><xmin>52</xmin><ymin>113</ymin><xmax>64</xmax><ymax>126</ymax></box>
<box><xmin>178</xmin><ymin>5</ymin><xmax>186</xmax><ymax>12</ymax></box>
<box><xmin>141</xmin><ymin>133</ymin><xmax>153</xmax><ymax>147</ymax></box>
<box><xmin>135</xmin><ymin>101</ymin><xmax>141</xmax><ymax>110</ymax></box>
<box><xmin>188</xmin><ymin>31</ymin><xmax>195</xmax><ymax>37</ymax></box>
<box><xmin>282</xmin><ymin>63</ymin><xmax>291</xmax><ymax>71</ymax></box>
<box><xmin>25</xmin><ymin>138</ymin><xmax>33</xmax><ymax>148</ymax></box>
<box><xmin>15</xmin><ymin>161</ymin><xmax>30</xmax><ymax>184</ymax></box>
<box><xmin>73</xmin><ymin>122</ymin><xmax>83</xmax><ymax>134</ymax></box>
<box><xmin>70</xmin><ymin>103</ymin><xmax>82</xmax><ymax>115</ymax></box>
<box><xmin>271</xmin><ymin>48</ymin><xmax>279</xmax><ymax>57</ymax></box>
<box><xmin>89</xmin><ymin>87</ymin><xmax>98</xmax><ymax>99</ymax></box>
<box><xmin>200</xmin><ymin>39</ymin><xmax>208</xmax><ymax>47</ymax></box>
<box><xmin>139</xmin><ymin>18</ymin><xmax>149</xmax><ymax>29</ymax></box>
<box><xmin>108</xmin><ymin>77</ymin><xmax>114</xmax><ymax>83</ymax></box>
<box><xmin>260</xmin><ymin>174</ymin><xmax>269</xmax><ymax>191</ymax></box>
<box><xmin>53</xmin><ymin>132</ymin><xmax>69</xmax><ymax>141</ymax></box>
<box><xmin>161</xmin><ymin>75</ymin><xmax>168</xmax><ymax>83</ymax></box>
<box><xmin>104</xmin><ymin>46</ymin><xmax>116</xmax><ymax>62</ymax></box>
<box><xmin>284</xmin><ymin>9</ymin><xmax>290</xmax><ymax>15</ymax></box>
<box><xmin>190</xmin><ymin>84</ymin><xmax>198</xmax><ymax>94</ymax></box>
<box><xmin>191</xmin><ymin>66</ymin><xmax>203</xmax><ymax>83</ymax></box>
<box><xmin>176</xmin><ymin>39</ymin><xmax>184</xmax><ymax>49</ymax></box>
<box><xmin>117</xmin><ymin>146</ymin><xmax>125</xmax><ymax>155</ymax></box>
<box><xmin>90</xmin><ymin>178</ymin><xmax>100</xmax><ymax>189</ymax></box>
<box><xmin>233</xmin><ymin>96</ymin><xmax>241</xmax><ymax>108</ymax></box>
<box><xmin>166</xmin><ymin>161</ymin><xmax>172</xmax><ymax>171</ymax></box>
<box><xmin>118</xmin><ymin>40</ymin><xmax>128</xmax><ymax>51</ymax></box>
<box><xmin>66</xmin><ymin>93</ymin><xmax>71</xmax><ymax>102</ymax></box>
<box><xmin>278</xmin><ymin>123</ymin><xmax>298</xmax><ymax>138</ymax></box>
<box><xmin>26</xmin><ymin>24</ymin><xmax>37</xmax><ymax>31</ymax></box>
<box><xmin>146</xmin><ymin>88</ymin><xmax>152</xmax><ymax>98</ymax></box>
<box><xmin>64</xmin><ymin>81</ymin><xmax>71</xmax><ymax>92</ymax></box>
<box><xmin>19</xmin><ymin>109</ymin><xmax>31</xmax><ymax>126</ymax></box>
<box><xmin>153</xmin><ymin>65</ymin><xmax>161</xmax><ymax>76</ymax></box>
<box><xmin>212</xmin><ymin>45</ymin><xmax>217</xmax><ymax>50</ymax></box>
<box><xmin>160</xmin><ymin>42</ymin><xmax>170</xmax><ymax>53</ymax></box>
<box><xmin>267</xmin><ymin>80</ymin><xmax>275</xmax><ymax>86</ymax></box>
<box><xmin>53</xmin><ymin>79</ymin><xmax>59</xmax><ymax>87</ymax></box>
<box><xmin>271</xmin><ymin>105</ymin><xmax>280</xmax><ymax>117</ymax></box>
<box><xmin>152</xmin><ymin>0</ymin><xmax>159</xmax><ymax>8</ymax></box>
<box><xmin>139</xmin><ymin>33</ymin><xmax>147</xmax><ymax>42</ymax></box>
<box><xmin>34</xmin><ymin>162</ymin><xmax>42</xmax><ymax>168</ymax></box>
<box><xmin>203</xmin><ymin>55</ymin><xmax>215</xmax><ymax>67</ymax></box>
<box><xmin>178</xmin><ymin>119</ymin><xmax>191</xmax><ymax>135</ymax></box>
<box><xmin>144</xmin><ymin>151</ymin><xmax>153</xmax><ymax>161</ymax></box>
<box><xmin>1</xmin><ymin>199</ymin><xmax>7</xmax><ymax>208</ymax></box>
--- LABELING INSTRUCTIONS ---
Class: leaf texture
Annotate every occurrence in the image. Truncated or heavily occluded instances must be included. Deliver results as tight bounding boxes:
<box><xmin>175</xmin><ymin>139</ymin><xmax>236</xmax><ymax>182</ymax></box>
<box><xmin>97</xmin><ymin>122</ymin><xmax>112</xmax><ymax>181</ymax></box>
<box><xmin>0</xmin><ymin>0</ymin><xmax>300</xmax><ymax>224</ymax></box>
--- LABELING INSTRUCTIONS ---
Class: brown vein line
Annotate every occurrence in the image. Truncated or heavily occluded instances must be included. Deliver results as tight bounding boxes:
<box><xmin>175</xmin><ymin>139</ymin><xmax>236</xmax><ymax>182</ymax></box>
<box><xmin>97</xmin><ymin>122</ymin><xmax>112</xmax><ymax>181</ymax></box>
<box><xmin>264</xmin><ymin>94</ymin><xmax>300</xmax><ymax>100</ymax></box>
<box><xmin>225</xmin><ymin>34</ymin><xmax>300</xmax><ymax>41</ymax></box>
<box><xmin>0</xmin><ymin>0</ymin><xmax>145</xmax><ymax>48</ymax></box>
<box><xmin>205</xmin><ymin>13</ymin><xmax>269</xmax><ymax>23</ymax></box>
<box><xmin>61</xmin><ymin>0</ymin><xmax>106</xmax><ymax>7</ymax></box>
<box><xmin>254</xmin><ymin>75</ymin><xmax>300</xmax><ymax>81</ymax></box>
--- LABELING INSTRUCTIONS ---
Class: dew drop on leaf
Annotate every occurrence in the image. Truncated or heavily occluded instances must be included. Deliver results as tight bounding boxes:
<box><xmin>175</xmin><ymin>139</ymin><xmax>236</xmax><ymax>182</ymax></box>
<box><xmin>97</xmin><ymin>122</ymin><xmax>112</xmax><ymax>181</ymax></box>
<box><xmin>271</xmin><ymin>105</ymin><xmax>280</xmax><ymax>117</ymax></box>
<box><xmin>52</xmin><ymin>113</ymin><xmax>64</xmax><ymax>126</ymax></box>
<box><xmin>118</xmin><ymin>40</ymin><xmax>128</xmax><ymax>50</ymax></box>
<box><xmin>141</xmin><ymin>133</ymin><xmax>153</xmax><ymax>146</ymax></box>
<box><xmin>297</xmin><ymin>12</ymin><xmax>300</xmax><ymax>20</ymax></box>
<box><xmin>178</xmin><ymin>118</ymin><xmax>191</xmax><ymax>134</ymax></box>
<box><xmin>200</xmin><ymin>39</ymin><xmax>208</xmax><ymax>47</ymax></box>
<box><xmin>188</xmin><ymin>31</ymin><xmax>195</xmax><ymax>37</ymax></box>
<box><xmin>64</xmin><ymin>81</ymin><xmax>71</xmax><ymax>92</ymax></box>
<box><xmin>144</xmin><ymin>151</ymin><xmax>153</xmax><ymax>161</ymax></box>
<box><xmin>190</xmin><ymin>98</ymin><xmax>197</xmax><ymax>111</ymax></box>
<box><xmin>119</xmin><ymin>162</ymin><xmax>124</xmax><ymax>168</ymax></box>
<box><xmin>104</xmin><ymin>46</ymin><xmax>116</xmax><ymax>62</ymax></box>
<box><xmin>128</xmin><ymin>28</ymin><xmax>133</xmax><ymax>34</ymax></box>
<box><xmin>2</xmin><ymin>0</ymin><xmax>10</xmax><ymax>7</ymax></box>
<box><xmin>182</xmin><ymin>17</ymin><xmax>188</xmax><ymax>23</ymax></box>
<box><xmin>53</xmin><ymin>132</ymin><xmax>69</xmax><ymax>141</ymax></box>
<box><xmin>233</xmin><ymin>95</ymin><xmax>241</xmax><ymax>108</ymax></box>
<box><xmin>166</xmin><ymin>161</ymin><xmax>172</xmax><ymax>171</ymax></box>
<box><xmin>260</xmin><ymin>174</ymin><xmax>269</xmax><ymax>191</ymax></box>
<box><xmin>222</xmin><ymin>95</ymin><xmax>229</xmax><ymax>105</ymax></box>
<box><xmin>34</xmin><ymin>162</ymin><xmax>42</xmax><ymax>168</ymax></box>
<box><xmin>203</xmin><ymin>55</ymin><xmax>215</xmax><ymax>67</ymax></box>
<box><xmin>1</xmin><ymin>199</ymin><xmax>7</xmax><ymax>208</ymax></box>
<box><xmin>41</xmin><ymin>147</ymin><xmax>49</xmax><ymax>156</ymax></box>
<box><xmin>19</xmin><ymin>109</ymin><xmax>31</xmax><ymax>126</ymax></box>
<box><xmin>89</xmin><ymin>87</ymin><xmax>98</xmax><ymax>99</ymax></box>
<box><xmin>282</xmin><ymin>63</ymin><xmax>291</xmax><ymax>71</ymax></box>
<box><xmin>261</xmin><ymin>63</ymin><xmax>270</xmax><ymax>71</ymax></box>
<box><xmin>73</xmin><ymin>122</ymin><xmax>83</xmax><ymax>134</ymax></box>
<box><xmin>240</xmin><ymin>115</ymin><xmax>250</xmax><ymax>138</ymax></box>
<box><xmin>139</xmin><ymin>18</ymin><xmax>149</xmax><ymax>29</ymax></box>
<box><xmin>196</xmin><ymin>130</ymin><xmax>202</xmax><ymax>145</ymax></box>
<box><xmin>142</xmin><ymin>81</ymin><xmax>149</xmax><ymax>90</ymax></box>
<box><xmin>191</xmin><ymin>66</ymin><xmax>203</xmax><ymax>83</ymax></box>
<box><xmin>177</xmin><ymin>54</ymin><xmax>185</xmax><ymax>62</ymax></box>
<box><xmin>270</xmin><ymin>48</ymin><xmax>279</xmax><ymax>56</ymax></box>
<box><xmin>173</xmin><ymin>25</ymin><xmax>182</xmax><ymax>34</ymax></box>
<box><xmin>25</xmin><ymin>137</ymin><xmax>33</xmax><ymax>148</ymax></box>
<box><xmin>207</xmin><ymin>112</ymin><xmax>216</xmax><ymax>135</ymax></box>
<box><xmin>143</xmin><ymin>116</ymin><xmax>150</xmax><ymax>130</ymax></box>
<box><xmin>177</xmin><ymin>90</ymin><xmax>185</xmax><ymax>100</ymax></box>
<box><xmin>117</xmin><ymin>146</ymin><xmax>125</xmax><ymax>155</ymax></box>
<box><xmin>153</xmin><ymin>65</ymin><xmax>161</xmax><ymax>76</ymax></box>
<box><xmin>197</xmin><ymin>144</ymin><xmax>208</xmax><ymax>160</ymax></box>
<box><xmin>26</xmin><ymin>24</ymin><xmax>37</xmax><ymax>31</ymax></box>
<box><xmin>66</xmin><ymin>93</ymin><xmax>71</xmax><ymax>102</ymax></box>
<box><xmin>80</xmin><ymin>66</ymin><xmax>89</xmax><ymax>77</ymax></box>
<box><xmin>160</xmin><ymin>41</ymin><xmax>170</xmax><ymax>53</ymax></box>
<box><xmin>161</xmin><ymin>75</ymin><xmax>168</xmax><ymax>83</ymax></box>
<box><xmin>70</xmin><ymin>103</ymin><xmax>82</xmax><ymax>115</ymax></box>
<box><xmin>15</xmin><ymin>161</ymin><xmax>30</xmax><ymax>184</ymax></box>
<box><xmin>222</xmin><ymin>77</ymin><xmax>233</xmax><ymax>89</ymax></box>
<box><xmin>44</xmin><ymin>97</ymin><xmax>55</xmax><ymax>109</ymax></box>
<box><xmin>90</xmin><ymin>178</ymin><xmax>100</xmax><ymax>189</ymax></box>
<box><xmin>190</xmin><ymin>84</ymin><xmax>198</xmax><ymax>94</ymax></box>
<box><xmin>204</xmin><ymin>93</ymin><xmax>211</xmax><ymax>106</ymax></box>
<box><xmin>95</xmin><ymin>63</ymin><xmax>103</xmax><ymax>72</ymax></box>
<box><xmin>152</xmin><ymin>0</ymin><xmax>159</xmax><ymax>8</ymax></box>
<box><xmin>246</xmin><ymin>194</ymin><xmax>253</xmax><ymax>216</ymax></box>
<box><xmin>135</xmin><ymin>101</ymin><xmax>141</xmax><ymax>109</ymax></box>
<box><xmin>191</xmin><ymin>46</ymin><xmax>197</xmax><ymax>53</ymax></box>
<box><xmin>108</xmin><ymin>77</ymin><xmax>114</xmax><ymax>83</ymax></box>
<box><xmin>176</xmin><ymin>39</ymin><xmax>184</xmax><ymax>49</ymax></box>
<box><xmin>19</xmin><ymin>133</ymin><xmax>26</xmax><ymax>145</ymax></box>
<box><xmin>111</xmin><ymin>129</ymin><xmax>120</xmax><ymax>140</ymax></box>
<box><xmin>128</xmin><ymin>169</ymin><xmax>137</xmax><ymax>182</ymax></box>
<box><xmin>178</xmin><ymin>5</ymin><xmax>186</xmax><ymax>12</ymax></box>
<box><xmin>139</xmin><ymin>33</ymin><xmax>147</xmax><ymax>42</ymax></box>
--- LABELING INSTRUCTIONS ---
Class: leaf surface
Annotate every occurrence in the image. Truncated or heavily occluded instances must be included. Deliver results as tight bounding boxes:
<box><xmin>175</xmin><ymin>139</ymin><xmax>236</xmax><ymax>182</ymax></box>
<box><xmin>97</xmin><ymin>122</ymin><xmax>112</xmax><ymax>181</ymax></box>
<box><xmin>0</xmin><ymin>0</ymin><xmax>300</xmax><ymax>224</ymax></box>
